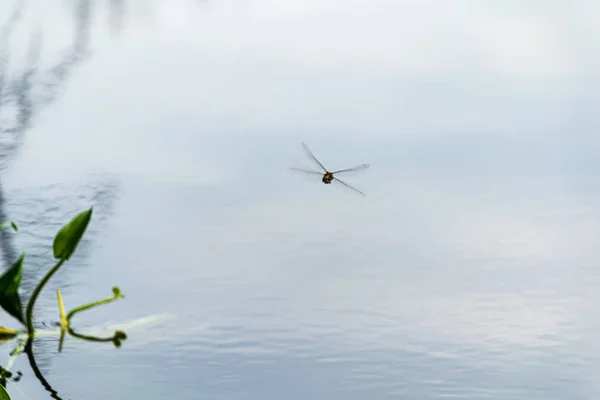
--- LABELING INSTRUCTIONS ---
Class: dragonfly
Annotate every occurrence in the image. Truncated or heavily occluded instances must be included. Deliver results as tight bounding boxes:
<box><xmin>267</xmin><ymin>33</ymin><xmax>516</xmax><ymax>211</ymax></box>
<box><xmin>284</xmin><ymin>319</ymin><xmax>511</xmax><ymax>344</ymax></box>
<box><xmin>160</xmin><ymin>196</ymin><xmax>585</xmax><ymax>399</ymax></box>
<box><xmin>290</xmin><ymin>142</ymin><xmax>370</xmax><ymax>196</ymax></box>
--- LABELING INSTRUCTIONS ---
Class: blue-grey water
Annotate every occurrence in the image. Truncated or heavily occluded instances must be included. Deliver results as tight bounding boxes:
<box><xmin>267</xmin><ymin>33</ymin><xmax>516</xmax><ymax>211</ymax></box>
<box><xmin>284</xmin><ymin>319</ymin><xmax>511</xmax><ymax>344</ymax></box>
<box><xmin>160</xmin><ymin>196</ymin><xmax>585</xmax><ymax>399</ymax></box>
<box><xmin>0</xmin><ymin>1</ymin><xmax>599</xmax><ymax>399</ymax></box>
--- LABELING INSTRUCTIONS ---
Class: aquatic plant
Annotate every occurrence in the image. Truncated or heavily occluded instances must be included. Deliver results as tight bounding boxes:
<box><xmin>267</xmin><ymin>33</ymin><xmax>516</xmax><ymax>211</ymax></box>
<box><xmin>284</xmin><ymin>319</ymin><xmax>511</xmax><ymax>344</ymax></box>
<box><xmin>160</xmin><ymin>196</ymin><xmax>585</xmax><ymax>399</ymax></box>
<box><xmin>0</xmin><ymin>208</ymin><xmax>127</xmax><ymax>399</ymax></box>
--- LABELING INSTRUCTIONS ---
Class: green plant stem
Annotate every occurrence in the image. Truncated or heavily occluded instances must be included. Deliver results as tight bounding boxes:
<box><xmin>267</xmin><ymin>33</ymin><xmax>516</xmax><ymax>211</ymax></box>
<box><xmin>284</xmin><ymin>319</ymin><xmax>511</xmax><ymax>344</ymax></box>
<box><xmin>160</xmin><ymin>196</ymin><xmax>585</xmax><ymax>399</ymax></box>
<box><xmin>66</xmin><ymin>291</ymin><xmax>123</xmax><ymax>321</ymax></box>
<box><xmin>25</xmin><ymin>258</ymin><xmax>66</xmax><ymax>336</ymax></box>
<box><xmin>5</xmin><ymin>341</ymin><xmax>25</xmax><ymax>367</ymax></box>
<box><xmin>67</xmin><ymin>328</ymin><xmax>115</xmax><ymax>343</ymax></box>
<box><xmin>0</xmin><ymin>221</ymin><xmax>18</xmax><ymax>232</ymax></box>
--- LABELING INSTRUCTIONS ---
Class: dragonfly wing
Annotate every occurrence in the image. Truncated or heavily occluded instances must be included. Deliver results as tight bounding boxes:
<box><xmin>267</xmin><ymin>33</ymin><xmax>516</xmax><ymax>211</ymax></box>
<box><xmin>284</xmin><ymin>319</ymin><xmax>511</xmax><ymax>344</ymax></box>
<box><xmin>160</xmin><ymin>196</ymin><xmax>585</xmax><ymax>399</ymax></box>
<box><xmin>333</xmin><ymin>177</ymin><xmax>365</xmax><ymax>196</ymax></box>
<box><xmin>301</xmin><ymin>142</ymin><xmax>328</xmax><ymax>173</ymax></box>
<box><xmin>289</xmin><ymin>167</ymin><xmax>323</xmax><ymax>175</ymax></box>
<box><xmin>332</xmin><ymin>163</ymin><xmax>370</xmax><ymax>175</ymax></box>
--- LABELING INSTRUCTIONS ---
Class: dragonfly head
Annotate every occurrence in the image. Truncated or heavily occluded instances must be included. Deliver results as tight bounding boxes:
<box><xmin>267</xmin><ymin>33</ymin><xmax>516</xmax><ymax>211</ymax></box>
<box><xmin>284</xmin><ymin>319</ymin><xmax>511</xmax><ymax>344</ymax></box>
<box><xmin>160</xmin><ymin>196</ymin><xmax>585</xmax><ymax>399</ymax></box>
<box><xmin>322</xmin><ymin>173</ymin><xmax>334</xmax><ymax>184</ymax></box>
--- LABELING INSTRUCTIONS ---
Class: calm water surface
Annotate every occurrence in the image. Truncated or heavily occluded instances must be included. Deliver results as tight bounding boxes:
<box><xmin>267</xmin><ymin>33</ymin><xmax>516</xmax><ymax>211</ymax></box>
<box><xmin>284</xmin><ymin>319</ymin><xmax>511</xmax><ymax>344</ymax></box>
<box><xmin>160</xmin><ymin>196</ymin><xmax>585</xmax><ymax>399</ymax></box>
<box><xmin>0</xmin><ymin>1</ymin><xmax>599</xmax><ymax>399</ymax></box>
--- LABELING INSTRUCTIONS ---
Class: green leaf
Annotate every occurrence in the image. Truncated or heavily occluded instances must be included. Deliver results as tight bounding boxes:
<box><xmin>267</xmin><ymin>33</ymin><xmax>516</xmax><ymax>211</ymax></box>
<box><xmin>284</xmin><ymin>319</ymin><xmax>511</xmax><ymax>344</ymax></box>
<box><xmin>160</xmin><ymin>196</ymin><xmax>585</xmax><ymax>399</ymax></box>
<box><xmin>0</xmin><ymin>382</ymin><xmax>10</xmax><ymax>400</ymax></box>
<box><xmin>0</xmin><ymin>254</ymin><xmax>25</xmax><ymax>325</ymax></box>
<box><xmin>52</xmin><ymin>208</ymin><xmax>93</xmax><ymax>260</ymax></box>
<box><xmin>0</xmin><ymin>222</ymin><xmax>17</xmax><ymax>232</ymax></box>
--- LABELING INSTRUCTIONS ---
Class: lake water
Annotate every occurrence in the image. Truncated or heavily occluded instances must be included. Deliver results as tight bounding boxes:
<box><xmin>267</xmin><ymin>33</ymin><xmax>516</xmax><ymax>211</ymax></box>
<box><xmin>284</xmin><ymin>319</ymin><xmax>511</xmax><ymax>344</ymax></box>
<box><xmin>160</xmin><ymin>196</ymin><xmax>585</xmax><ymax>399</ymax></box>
<box><xmin>0</xmin><ymin>1</ymin><xmax>599</xmax><ymax>399</ymax></box>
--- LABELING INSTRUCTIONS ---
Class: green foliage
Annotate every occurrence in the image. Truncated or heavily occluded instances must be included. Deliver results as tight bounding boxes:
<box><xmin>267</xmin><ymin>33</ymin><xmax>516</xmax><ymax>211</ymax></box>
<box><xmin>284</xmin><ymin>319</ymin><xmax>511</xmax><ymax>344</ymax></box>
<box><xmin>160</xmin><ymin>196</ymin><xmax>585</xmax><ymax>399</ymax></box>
<box><xmin>0</xmin><ymin>382</ymin><xmax>10</xmax><ymax>400</ymax></box>
<box><xmin>0</xmin><ymin>255</ymin><xmax>25</xmax><ymax>325</ymax></box>
<box><xmin>0</xmin><ymin>208</ymin><xmax>128</xmax><ymax>395</ymax></box>
<box><xmin>0</xmin><ymin>327</ymin><xmax>18</xmax><ymax>341</ymax></box>
<box><xmin>27</xmin><ymin>207</ymin><xmax>94</xmax><ymax>335</ymax></box>
<box><xmin>52</xmin><ymin>208</ymin><xmax>93</xmax><ymax>260</ymax></box>
<box><xmin>0</xmin><ymin>222</ymin><xmax>17</xmax><ymax>232</ymax></box>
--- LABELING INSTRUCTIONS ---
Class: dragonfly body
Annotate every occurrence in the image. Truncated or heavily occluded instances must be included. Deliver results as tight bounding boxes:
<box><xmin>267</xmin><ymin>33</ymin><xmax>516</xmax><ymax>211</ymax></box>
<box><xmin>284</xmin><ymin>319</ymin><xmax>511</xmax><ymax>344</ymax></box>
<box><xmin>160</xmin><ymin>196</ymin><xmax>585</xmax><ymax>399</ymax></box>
<box><xmin>322</xmin><ymin>172</ymin><xmax>334</xmax><ymax>184</ymax></box>
<box><xmin>290</xmin><ymin>142</ymin><xmax>369</xmax><ymax>196</ymax></box>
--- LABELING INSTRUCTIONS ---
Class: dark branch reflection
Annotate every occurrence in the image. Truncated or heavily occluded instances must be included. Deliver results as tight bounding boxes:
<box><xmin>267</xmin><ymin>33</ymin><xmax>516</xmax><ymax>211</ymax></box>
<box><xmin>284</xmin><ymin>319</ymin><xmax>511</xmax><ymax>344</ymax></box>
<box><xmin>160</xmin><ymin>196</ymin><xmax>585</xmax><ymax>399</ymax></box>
<box><xmin>24</xmin><ymin>339</ymin><xmax>64</xmax><ymax>400</ymax></box>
